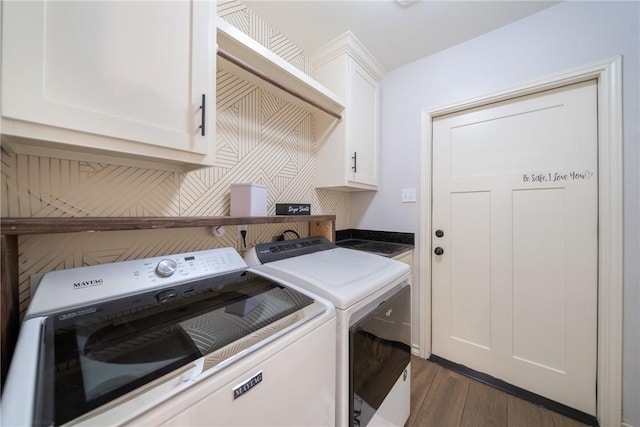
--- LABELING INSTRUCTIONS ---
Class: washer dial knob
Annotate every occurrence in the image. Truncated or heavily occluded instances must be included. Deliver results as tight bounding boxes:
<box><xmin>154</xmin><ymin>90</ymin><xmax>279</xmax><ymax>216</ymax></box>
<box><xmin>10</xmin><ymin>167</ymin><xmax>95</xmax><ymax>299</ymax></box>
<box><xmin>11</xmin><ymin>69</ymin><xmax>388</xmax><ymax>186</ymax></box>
<box><xmin>155</xmin><ymin>259</ymin><xmax>178</xmax><ymax>277</ymax></box>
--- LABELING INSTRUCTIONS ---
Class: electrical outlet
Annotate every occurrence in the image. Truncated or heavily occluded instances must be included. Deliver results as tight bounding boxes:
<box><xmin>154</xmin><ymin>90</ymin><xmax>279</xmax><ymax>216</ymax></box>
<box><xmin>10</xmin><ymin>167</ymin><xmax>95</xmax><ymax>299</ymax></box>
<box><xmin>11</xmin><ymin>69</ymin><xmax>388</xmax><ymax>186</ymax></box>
<box><xmin>238</xmin><ymin>225</ymin><xmax>248</xmax><ymax>248</ymax></box>
<box><xmin>401</xmin><ymin>188</ymin><xmax>417</xmax><ymax>203</ymax></box>
<box><xmin>238</xmin><ymin>224</ymin><xmax>247</xmax><ymax>239</ymax></box>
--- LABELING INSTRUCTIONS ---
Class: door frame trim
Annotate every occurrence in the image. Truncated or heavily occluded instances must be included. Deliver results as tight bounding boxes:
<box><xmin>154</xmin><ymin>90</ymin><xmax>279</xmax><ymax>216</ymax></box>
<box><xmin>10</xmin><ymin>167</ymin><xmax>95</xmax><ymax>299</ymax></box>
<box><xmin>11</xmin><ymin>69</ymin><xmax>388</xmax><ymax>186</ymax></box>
<box><xmin>419</xmin><ymin>56</ymin><xmax>623</xmax><ymax>426</ymax></box>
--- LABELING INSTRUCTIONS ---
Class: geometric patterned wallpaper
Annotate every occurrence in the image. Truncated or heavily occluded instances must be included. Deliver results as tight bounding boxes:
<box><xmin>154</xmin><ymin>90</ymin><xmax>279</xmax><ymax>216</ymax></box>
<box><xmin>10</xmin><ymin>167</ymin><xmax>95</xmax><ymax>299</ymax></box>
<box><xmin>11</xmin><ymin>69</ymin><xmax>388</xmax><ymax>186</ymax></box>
<box><xmin>0</xmin><ymin>0</ymin><xmax>351</xmax><ymax>315</ymax></box>
<box><xmin>218</xmin><ymin>0</ymin><xmax>312</xmax><ymax>75</ymax></box>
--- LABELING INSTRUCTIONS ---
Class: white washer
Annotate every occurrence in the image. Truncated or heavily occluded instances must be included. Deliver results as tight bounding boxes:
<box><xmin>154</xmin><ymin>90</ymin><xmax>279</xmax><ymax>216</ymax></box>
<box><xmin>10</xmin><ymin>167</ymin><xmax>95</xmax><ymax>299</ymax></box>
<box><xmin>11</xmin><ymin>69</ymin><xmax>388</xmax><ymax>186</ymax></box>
<box><xmin>246</xmin><ymin>237</ymin><xmax>412</xmax><ymax>427</ymax></box>
<box><xmin>2</xmin><ymin>247</ymin><xmax>336</xmax><ymax>426</ymax></box>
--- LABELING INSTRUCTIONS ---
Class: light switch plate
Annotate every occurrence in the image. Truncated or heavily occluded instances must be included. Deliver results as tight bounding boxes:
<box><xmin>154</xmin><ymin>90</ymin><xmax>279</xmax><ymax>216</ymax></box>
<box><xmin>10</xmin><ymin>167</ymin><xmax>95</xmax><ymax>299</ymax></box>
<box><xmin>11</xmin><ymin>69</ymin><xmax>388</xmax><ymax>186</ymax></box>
<box><xmin>401</xmin><ymin>188</ymin><xmax>417</xmax><ymax>203</ymax></box>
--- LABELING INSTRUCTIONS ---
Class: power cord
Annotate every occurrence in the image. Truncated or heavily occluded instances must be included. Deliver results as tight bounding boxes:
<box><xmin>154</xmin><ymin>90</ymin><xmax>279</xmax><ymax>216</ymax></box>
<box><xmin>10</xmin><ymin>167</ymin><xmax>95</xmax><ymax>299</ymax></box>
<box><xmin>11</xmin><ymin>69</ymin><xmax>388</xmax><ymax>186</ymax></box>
<box><xmin>240</xmin><ymin>229</ymin><xmax>247</xmax><ymax>248</ymax></box>
<box><xmin>277</xmin><ymin>229</ymin><xmax>300</xmax><ymax>241</ymax></box>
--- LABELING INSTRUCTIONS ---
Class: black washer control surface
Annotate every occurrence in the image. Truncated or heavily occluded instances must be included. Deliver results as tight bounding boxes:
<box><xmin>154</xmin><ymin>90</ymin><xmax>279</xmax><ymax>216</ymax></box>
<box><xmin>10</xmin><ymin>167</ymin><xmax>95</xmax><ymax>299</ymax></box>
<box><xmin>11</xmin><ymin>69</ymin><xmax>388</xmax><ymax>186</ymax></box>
<box><xmin>254</xmin><ymin>237</ymin><xmax>336</xmax><ymax>264</ymax></box>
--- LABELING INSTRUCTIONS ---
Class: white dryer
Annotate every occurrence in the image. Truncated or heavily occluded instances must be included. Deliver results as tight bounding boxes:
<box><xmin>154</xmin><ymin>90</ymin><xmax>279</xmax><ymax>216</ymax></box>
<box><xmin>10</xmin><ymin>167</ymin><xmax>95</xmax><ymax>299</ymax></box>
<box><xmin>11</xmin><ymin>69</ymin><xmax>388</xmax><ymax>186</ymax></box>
<box><xmin>246</xmin><ymin>237</ymin><xmax>412</xmax><ymax>427</ymax></box>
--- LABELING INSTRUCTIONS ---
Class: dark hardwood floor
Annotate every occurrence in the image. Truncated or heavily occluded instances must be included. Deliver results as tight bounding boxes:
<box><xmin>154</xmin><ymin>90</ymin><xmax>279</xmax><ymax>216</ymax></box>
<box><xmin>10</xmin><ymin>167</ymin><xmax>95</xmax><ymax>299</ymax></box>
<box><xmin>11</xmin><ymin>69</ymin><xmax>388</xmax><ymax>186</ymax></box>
<box><xmin>407</xmin><ymin>356</ymin><xmax>588</xmax><ymax>427</ymax></box>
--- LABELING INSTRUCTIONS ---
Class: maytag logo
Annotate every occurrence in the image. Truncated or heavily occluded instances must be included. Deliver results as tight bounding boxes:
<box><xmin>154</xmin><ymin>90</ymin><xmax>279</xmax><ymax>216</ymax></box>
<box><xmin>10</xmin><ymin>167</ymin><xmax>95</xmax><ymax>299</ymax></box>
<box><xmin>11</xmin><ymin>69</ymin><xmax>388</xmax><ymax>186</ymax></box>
<box><xmin>73</xmin><ymin>279</ymin><xmax>104</xmax><ymax>289</ymax></box>
<box><xmin>232</xmin><ymin>371</ymin><xmax>263</xmax><ymax>400</ymax></box>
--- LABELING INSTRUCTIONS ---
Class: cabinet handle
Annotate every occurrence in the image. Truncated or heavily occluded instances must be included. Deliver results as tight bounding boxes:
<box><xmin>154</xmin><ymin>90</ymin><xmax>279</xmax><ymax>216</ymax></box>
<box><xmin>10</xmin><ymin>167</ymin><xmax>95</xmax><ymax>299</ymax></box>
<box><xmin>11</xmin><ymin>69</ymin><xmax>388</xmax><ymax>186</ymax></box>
<box><xmin>352</xmin><ymin>152</ymin><xmax>357</xmax><ymax>173</ymax></box>
<box><xmin>199</xmin><ymin>94</ymin><xmax>206</xmax><ymax>136</ymax></box>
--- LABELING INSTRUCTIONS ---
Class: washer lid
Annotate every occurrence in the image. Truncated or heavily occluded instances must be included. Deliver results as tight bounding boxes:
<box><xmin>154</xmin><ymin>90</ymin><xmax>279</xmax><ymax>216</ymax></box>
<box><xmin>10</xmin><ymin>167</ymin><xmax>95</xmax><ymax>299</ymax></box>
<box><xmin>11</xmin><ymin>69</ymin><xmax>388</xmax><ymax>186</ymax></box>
<box><xmin>11</xmin><ymin>272</ymin><xmax>327</xmax><ymax>427</ymax></box>
<box><xmin>256</xmin><ymin>248</ymin><xmax>410</xmax><ymax>309</ymax></box>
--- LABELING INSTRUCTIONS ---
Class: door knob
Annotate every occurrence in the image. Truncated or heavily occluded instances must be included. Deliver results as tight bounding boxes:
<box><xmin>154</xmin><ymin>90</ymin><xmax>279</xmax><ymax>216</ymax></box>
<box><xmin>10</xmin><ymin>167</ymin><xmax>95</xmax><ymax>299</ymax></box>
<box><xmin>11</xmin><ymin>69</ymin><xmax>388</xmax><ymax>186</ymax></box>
<box><xmin>434</xmin><ymin>247</ymin><xmax>444</xmax><ymax>256</ymax></box>
<box><xmin>435</xmin><ymin>230</ymin><xmax>444</xmax><ymax>238</ymax></box>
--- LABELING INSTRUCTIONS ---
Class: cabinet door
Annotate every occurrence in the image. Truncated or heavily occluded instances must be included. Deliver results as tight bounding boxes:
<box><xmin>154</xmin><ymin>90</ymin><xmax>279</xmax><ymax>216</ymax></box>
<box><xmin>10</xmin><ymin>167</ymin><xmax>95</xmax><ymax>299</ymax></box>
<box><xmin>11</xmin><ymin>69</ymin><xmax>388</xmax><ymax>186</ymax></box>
<box><xmin>312</xmin><ymin>32</ymin><xmax>382</xmax><ymax>191</ymax></box>
<box><xmin>348</xmin><ymin>60</ymin><xmax>379</xmax><ymax>187</ymax></box>
<box><xmin>2</xmin><ymin>1</ymin><xmax>215</xmax><ymax>162</ymax></box>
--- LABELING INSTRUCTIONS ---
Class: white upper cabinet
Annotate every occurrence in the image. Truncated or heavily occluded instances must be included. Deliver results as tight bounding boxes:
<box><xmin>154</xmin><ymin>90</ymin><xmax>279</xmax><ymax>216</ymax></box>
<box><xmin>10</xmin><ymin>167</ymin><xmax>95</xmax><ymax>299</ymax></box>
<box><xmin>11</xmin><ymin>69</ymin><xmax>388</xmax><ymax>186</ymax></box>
<box><xmin>1</xmin><ymin>1</ymin><xmax>216</xmax><ymax>171</ymax></box>
<box><xmin>312</xmin><ymin>32</ymin><xmax>385</xmax><ymax>191</ymax></box>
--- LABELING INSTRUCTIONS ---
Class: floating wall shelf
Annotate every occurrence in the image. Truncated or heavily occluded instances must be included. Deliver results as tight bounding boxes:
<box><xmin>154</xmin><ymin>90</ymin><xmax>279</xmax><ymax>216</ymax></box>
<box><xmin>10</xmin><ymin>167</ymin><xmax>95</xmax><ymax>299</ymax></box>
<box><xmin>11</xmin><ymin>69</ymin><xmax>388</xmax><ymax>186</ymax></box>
<box><xmin>216</xmin><ymin>18</ymin><xmax>345</xmax><ymax>120</ymax></box>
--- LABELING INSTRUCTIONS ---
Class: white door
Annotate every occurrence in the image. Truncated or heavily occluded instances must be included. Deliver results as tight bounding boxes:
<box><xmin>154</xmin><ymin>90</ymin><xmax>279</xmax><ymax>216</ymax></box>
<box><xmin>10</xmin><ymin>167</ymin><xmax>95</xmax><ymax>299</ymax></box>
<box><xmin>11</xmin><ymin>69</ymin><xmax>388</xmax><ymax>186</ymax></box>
<box><xmin>431</xmin><ymin>80</ymin><xmax>598</xmax><ymax>415</ymax></box>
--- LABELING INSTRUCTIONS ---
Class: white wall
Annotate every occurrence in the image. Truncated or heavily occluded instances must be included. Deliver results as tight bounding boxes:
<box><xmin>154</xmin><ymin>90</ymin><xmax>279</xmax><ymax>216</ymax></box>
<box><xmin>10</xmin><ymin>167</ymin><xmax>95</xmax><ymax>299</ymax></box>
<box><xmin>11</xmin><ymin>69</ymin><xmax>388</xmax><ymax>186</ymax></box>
<box><xmin>350</xmin><ymin>1</ymin><xmax>639</xmax><ymax>424</ymax></box>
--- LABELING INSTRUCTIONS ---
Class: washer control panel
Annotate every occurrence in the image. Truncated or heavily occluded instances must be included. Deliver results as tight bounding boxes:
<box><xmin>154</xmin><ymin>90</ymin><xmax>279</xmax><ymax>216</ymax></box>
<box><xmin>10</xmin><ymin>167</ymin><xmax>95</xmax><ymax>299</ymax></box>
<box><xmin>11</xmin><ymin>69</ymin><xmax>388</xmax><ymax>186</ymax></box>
<box><xmin>140</xmin><ymin>248</ymin><xmax>246</xmax><ymax>284</ymax></box>
<box><xmin>27</xmin><ymin>247</ymin><xmax>248</xmax><ymax>319</ymax></box>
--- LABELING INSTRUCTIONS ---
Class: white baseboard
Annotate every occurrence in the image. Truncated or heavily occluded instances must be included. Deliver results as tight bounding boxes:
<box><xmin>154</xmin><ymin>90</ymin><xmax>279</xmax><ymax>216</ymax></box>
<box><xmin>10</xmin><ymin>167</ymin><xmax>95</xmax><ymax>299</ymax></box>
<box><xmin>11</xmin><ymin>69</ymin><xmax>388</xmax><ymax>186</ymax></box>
<box><xmin>411</xmin><ymin>343</ymin><xmax>421</xmax><ymax>357</ymax></box>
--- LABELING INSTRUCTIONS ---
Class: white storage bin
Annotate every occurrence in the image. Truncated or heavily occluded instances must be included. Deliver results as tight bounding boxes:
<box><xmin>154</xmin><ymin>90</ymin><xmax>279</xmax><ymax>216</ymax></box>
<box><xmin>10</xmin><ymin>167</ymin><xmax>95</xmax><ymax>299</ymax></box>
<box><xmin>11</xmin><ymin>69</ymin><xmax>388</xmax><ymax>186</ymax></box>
<box><xmin>230</xmin><ymin>183</ymin><xmax>268</xmax><ymax>216</ymax></box>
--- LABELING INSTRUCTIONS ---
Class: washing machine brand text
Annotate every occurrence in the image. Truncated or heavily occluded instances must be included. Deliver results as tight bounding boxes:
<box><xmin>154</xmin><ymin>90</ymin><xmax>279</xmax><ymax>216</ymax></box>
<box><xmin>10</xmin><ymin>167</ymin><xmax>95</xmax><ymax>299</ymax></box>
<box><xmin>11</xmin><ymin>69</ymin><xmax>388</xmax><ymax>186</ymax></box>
<box><xmin>73</xmin><ymin>279</ymin><xmax>104</xmax><ymax>289</ymax></box>
<box><xmin>233</xmin><ymin>371</ymin><xmax>263</xmax><ymax>400</ymax></box>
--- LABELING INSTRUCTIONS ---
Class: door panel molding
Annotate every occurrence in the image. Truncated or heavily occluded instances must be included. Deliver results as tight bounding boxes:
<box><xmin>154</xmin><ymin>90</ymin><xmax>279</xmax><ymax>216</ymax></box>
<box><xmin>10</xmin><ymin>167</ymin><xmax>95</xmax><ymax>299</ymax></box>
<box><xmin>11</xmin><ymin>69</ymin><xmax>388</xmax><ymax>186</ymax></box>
<box><xmin>419</xmin><ymin>56</ymin><xmax>623</xmax><ymax>427</ymax></box>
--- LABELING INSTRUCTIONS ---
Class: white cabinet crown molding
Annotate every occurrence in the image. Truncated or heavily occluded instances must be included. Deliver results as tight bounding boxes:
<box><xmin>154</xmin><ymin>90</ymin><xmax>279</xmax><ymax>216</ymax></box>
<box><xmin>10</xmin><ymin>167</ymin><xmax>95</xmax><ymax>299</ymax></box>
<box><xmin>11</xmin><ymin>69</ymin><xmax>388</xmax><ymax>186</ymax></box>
<box><xmin>311</xmin><ymin>31</ymin><xmax>386</xmax><ymax>84</ymax></box>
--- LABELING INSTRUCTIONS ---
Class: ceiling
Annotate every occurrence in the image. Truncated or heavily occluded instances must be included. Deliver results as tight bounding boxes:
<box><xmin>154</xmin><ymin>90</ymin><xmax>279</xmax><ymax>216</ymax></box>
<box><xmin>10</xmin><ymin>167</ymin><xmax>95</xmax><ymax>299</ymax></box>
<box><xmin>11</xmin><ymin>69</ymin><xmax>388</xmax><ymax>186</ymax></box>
<box><xmin>243</xmin><ymin>0</ymin><xmax>560</xmax><ymax>71</ymax></box>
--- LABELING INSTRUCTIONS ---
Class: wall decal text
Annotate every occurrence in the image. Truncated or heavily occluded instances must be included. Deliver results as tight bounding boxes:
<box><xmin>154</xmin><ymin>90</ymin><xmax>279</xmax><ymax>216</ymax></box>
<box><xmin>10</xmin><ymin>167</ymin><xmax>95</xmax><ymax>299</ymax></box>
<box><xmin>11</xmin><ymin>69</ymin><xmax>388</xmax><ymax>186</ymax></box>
<box><xmin>522</xmin><ymin>170</ymin><xmax>594</xmax><ymax>184</ymax></box>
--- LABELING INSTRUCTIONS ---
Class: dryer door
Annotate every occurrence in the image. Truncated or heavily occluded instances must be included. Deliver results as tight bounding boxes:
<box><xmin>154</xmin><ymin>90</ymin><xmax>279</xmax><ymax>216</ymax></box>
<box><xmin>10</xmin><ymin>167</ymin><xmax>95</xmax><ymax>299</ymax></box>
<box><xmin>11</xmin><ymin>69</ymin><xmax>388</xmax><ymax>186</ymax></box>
<box><xmin>349</xmin><ymin>284</ymin><xmax>411</xmax><ymax>427</ymax></box>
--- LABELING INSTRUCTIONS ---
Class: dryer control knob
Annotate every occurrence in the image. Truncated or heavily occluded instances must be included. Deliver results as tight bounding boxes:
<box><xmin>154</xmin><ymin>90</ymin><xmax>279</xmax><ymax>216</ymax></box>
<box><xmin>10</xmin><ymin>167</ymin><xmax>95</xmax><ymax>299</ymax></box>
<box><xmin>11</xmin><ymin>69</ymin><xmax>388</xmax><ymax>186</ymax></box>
<box><xmin>156</xmin><ymin>259</ymin><xmax>178</xmax><ymax>277</ymax></box>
